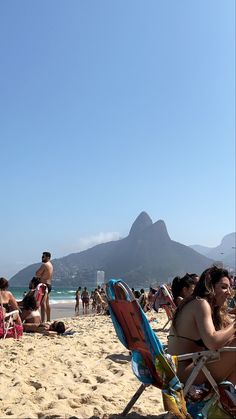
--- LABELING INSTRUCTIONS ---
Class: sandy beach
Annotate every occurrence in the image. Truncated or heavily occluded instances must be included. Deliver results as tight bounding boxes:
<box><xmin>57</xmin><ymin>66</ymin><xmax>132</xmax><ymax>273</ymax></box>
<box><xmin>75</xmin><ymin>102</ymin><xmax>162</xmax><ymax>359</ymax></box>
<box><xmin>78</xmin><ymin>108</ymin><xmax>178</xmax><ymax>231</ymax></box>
<box><xmin>0</xmin><ymin>307</ymin><xmax>169</xmax><ymax>419</ymax></box>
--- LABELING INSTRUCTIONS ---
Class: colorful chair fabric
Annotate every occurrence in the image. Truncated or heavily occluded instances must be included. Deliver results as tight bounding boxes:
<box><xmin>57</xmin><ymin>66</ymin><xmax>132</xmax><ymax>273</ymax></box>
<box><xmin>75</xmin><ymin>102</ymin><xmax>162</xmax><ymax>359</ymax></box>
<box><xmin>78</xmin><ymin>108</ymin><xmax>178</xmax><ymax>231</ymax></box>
<box><xmin>34</xmin><ymin>283</ymin><xmax>48</xmax><ymax>308</ymax></box>
<box><xmin>0</xmin><ymin>306</ymin><xmax>23</xmax><ymax>339</ymax></box>
<box><xmin>153</xmin><ymin>284</ymin><xmax>176</xmax><ymax>330</ymax></box>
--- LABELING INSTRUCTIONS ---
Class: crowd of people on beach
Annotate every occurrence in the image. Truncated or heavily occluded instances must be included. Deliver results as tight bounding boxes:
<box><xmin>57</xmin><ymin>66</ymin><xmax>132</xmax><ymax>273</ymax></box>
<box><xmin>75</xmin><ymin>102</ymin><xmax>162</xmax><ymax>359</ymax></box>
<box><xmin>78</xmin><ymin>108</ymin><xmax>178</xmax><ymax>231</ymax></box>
<box><xmin>0</xmin><ymin>251</ymin><xmax>67</xmax><ymax>337</ymax></box>
<box><xmin>75</xmin><ymin>285</ymin><xmax>109</xmax><ymax>316</ymax></box>
<box><xmin>1</xmin><ymin>254</ymin><xmax>236</xmax><ymax>387</ymax></box>
<box><xmin>1</xmin><ymin>252</ymin><xmax>236</xmax><ymax>414</ymax></box>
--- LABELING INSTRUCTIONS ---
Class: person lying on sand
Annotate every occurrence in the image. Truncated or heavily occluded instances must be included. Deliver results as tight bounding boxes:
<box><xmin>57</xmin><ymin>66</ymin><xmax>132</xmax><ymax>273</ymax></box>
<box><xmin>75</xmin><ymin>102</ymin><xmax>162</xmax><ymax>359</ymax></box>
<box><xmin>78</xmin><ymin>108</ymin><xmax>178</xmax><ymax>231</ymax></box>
<box><xmin>23</xmin><ymin>320</ymin><xmax>66</xmax><ymax>335</ymax></box>
<box><xmin>20</xmin><ymin>294</ymin><xmax>66</xmax><ymax>335</ymax></box>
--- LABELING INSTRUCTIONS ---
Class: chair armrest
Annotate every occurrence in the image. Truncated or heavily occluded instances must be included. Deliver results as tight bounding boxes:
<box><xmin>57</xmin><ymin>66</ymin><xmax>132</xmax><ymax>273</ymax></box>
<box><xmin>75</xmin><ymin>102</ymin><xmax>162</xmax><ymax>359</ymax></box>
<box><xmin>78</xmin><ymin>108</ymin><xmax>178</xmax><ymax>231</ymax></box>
<box><xmin>5</xmin><ymin>310</ymin><xmax>19</xmax><ymax>320</ymax></box>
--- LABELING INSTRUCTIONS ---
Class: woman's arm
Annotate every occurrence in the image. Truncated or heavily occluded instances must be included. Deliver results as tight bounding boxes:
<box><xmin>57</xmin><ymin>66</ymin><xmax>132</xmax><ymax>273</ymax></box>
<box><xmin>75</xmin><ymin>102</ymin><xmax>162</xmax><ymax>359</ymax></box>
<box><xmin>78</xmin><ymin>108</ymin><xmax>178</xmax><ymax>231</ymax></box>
<box><xmin>195</xmin><ymin>299</ymin><xmax>236</xmax><ymax>350</ymax></box>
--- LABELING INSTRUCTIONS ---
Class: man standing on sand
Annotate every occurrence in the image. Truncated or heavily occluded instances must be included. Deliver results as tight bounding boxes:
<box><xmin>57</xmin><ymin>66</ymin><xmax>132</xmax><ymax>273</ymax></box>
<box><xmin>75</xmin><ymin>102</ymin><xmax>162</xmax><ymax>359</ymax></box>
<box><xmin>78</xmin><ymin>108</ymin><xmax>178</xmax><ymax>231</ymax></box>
<box><xmin>35</xmin><ymin>251</ymin><xmax>53</xmax><ymax>322</ymax></box>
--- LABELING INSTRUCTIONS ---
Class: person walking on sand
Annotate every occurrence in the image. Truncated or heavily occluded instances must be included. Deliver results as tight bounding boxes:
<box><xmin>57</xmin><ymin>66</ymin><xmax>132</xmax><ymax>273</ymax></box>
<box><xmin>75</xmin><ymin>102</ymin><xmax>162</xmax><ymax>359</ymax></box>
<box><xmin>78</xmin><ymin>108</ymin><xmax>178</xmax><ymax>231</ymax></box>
<box><xmin>81</xmin><ymin>286</ymin><xmax>90</xmax><ymax>314</ymax></box>
<box><xmin>35</xmin><ymin>251</ymin><xmax>53</xmax><ymax>322</ymax></box>
<box><xmin>75</xmin><ymin>286</ymin><xmax>81</xmax><ymax>316</ymax></box>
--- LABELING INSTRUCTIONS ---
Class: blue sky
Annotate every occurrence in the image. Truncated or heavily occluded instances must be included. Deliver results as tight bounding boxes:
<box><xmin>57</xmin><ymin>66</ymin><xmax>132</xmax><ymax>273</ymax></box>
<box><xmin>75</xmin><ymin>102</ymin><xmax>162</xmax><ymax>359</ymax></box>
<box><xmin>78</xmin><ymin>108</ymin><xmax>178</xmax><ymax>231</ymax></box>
<box><xmin>0</xmin><ymin>0</ymin><xmax>235</xmax><ymax>278</ymax></box>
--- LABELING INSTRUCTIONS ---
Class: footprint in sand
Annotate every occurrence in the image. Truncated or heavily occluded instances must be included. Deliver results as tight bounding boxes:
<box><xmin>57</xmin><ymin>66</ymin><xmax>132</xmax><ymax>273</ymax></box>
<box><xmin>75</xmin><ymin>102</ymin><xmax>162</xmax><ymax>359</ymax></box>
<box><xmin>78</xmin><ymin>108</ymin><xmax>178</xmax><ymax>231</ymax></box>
<box><xmin>96</xmin><ymin>376</ymin><xmax>106</xmax><ymax>383</ymax></box>
<box><xmin>27</xmin><ymin>380</ymin><xmax>43</xmax><ymax>390</ymax></box>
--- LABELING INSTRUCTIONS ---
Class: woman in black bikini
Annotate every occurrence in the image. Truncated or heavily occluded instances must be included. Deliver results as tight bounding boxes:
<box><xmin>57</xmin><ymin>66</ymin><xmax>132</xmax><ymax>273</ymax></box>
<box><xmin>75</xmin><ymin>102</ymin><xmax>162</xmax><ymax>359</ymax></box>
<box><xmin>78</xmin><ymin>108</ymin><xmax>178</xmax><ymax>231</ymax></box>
<box><xmin>0</xmin><ymin>277</ymin><xmax>22</xmax><ymax>326</ymax></box>
<box><xmin>168</xmin><ymin>266</ymin><xmax>236</xmax><ymax>385</ymax></box>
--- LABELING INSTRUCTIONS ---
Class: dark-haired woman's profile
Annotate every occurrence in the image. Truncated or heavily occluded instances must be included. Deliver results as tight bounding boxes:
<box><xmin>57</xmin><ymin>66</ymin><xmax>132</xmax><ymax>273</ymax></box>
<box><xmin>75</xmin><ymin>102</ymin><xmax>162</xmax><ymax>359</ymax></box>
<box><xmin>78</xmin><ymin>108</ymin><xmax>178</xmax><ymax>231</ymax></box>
<box><xmin>168</xmin><ymin>266</ymin><xmax>236</xmax><ymax>385</ymax></box>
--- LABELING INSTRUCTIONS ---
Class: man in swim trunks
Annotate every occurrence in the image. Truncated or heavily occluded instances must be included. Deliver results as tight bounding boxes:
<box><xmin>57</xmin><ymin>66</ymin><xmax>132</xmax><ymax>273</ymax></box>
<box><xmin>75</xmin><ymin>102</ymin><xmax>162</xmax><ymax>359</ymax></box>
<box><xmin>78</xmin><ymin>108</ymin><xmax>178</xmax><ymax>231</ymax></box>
<box><xmin>35</xmin><ymin>251</ymin><xmax>53</xmax><ymax>322</ymax></box>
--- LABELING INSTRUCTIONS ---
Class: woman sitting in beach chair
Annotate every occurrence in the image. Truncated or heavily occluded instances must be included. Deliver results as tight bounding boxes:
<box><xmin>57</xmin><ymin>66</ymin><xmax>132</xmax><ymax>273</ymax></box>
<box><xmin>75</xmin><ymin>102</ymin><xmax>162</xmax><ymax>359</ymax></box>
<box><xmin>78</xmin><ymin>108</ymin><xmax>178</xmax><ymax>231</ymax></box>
<box><xmin>0</xmin><ymin>277</ymin><xmax>23</xmax><ymax>338</ymax></box>
<box><xmin>171</xmin><ymin>274</ymin><xmax>196</xmax><ymax>307</ymax></box>
<box><xmin>168</xmin><ymin>266</ymin><xmax>236</xmax><ymax>386</ymax></box>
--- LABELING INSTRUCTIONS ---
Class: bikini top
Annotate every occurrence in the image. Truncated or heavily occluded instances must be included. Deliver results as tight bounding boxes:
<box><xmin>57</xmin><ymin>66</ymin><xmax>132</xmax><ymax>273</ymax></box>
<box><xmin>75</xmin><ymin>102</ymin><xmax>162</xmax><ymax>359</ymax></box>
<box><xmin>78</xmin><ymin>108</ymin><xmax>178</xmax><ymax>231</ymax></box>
<box><xmin>2</xmin><ymin>303</ymin><xmax>10</xmax><ymax>312</ymax></box>
<box><xmin>168</xmin><ymin>334</ymin><xmax>207</xmax><ymax>350</ymax></box>
<box><xmin>24</xmin><ymin>310</ymin><xmax>41</xmax><ymax>321</ymax></box>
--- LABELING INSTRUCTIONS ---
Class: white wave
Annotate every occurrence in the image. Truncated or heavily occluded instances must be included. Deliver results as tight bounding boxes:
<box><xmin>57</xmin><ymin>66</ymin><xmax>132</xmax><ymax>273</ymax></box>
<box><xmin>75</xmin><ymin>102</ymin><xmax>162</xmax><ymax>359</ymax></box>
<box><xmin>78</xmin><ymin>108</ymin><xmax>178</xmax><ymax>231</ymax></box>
<box><xmin>50</xmin><ymin>299</ymin><xmax>74</xmax><ymax>305</ymax></box>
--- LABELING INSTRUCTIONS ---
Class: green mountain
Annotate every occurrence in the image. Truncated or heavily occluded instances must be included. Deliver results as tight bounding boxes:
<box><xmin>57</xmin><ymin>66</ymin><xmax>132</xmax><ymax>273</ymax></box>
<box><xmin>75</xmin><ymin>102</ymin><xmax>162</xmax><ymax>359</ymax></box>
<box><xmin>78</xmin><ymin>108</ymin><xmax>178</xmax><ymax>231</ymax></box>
<box><xmin>10</xmin><ymin>212</ymin><xmax>215</xmax><ymax>288</ymax></box>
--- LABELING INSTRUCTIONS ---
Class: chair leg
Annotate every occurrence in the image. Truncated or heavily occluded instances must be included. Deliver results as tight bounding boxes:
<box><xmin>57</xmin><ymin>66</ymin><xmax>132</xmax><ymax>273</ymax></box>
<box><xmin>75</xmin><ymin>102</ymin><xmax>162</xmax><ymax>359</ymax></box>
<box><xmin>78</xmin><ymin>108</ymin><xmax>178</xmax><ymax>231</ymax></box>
<box><xmin>122</xmin><ymin>383</ymin><xmax>148</xmax><ymax>416</ymax></box>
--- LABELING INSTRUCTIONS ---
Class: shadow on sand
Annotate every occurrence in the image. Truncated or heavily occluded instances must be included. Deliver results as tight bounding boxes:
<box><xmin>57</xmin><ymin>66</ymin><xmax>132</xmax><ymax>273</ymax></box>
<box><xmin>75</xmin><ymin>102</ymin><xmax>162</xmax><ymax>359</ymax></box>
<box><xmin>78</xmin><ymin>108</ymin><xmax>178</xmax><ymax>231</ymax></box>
<box><xmin>106</xmin><ymin>353</ymin><xmax>131</xmax><ymax>363</ymax></box>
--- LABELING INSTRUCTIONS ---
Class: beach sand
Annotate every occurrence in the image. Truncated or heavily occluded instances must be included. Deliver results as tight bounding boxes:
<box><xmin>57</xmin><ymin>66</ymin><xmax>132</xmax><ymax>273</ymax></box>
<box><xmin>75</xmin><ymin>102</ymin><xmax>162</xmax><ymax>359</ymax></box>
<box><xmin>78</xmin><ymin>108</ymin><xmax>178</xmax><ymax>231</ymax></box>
<box><xmin>0</xmin><ymin>307</ymin><xmax>169</xmax><ymax>419</ymax></box>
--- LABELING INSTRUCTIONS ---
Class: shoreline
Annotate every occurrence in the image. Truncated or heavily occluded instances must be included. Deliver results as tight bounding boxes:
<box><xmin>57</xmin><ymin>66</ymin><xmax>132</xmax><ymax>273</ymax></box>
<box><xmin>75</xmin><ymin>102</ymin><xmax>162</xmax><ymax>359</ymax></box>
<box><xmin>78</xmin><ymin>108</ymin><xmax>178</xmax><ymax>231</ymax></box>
<box><xmin>51</xmin><ymin>300</ymin><xmax>96</xmax><ymax>320</ymax></box>
<box><xmin>51</xmin><ymin>301</ymin><xmax>76</xmax><ymax>320</ymax></box>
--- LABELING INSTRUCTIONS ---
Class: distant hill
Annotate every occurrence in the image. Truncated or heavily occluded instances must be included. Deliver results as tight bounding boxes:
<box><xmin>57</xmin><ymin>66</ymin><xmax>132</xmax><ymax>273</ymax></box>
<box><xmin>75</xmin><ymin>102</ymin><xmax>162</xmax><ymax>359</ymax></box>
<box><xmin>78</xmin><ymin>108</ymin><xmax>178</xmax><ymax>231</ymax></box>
<box><xmin>190</xmin><ymin>232</ymin><xmax>236</xmax><ymax>271</ymax></box>
<box><xmin>10</xmin><ymin>212</ymin><xmax>216</xmax><ymax>288</ymax></box>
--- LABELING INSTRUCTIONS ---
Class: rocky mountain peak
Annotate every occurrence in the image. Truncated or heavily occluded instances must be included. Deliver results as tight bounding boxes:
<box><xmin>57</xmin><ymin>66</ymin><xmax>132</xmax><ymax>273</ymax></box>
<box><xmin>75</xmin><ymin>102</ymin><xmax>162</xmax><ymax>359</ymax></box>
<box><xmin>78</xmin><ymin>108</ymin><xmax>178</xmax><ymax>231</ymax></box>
<box><xmin>129</xmin><ymin>211</ymin><xmax>153</xmax><ymax>237</ymax></box>
<box><xmin>152</xmin><ymin>219</ymin><xmax>171</xmax><ymax>241</ymax></box>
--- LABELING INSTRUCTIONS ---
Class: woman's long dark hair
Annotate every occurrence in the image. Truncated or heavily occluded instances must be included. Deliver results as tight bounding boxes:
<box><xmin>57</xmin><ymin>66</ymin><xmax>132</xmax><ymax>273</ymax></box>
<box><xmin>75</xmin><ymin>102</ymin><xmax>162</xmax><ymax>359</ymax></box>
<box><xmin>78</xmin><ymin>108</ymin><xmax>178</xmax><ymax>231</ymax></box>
<box><xmin>22</xmin><ymin>294</ymin><xmax>38</xmax><ymax>311</ymax></box>
<box><xmin>172</xmin><ymin>266</ymin><xmax>230</xmax><ymax>331</ymax></box>
<box><xmin>0</xmin><ymin>277</ymin><xmax>9</xmax><ymax>290</ymax></box>
<box><xmin>171</xmin><ymin>274</ymin><xmax>195</xmax><ymax>304</ymax></box>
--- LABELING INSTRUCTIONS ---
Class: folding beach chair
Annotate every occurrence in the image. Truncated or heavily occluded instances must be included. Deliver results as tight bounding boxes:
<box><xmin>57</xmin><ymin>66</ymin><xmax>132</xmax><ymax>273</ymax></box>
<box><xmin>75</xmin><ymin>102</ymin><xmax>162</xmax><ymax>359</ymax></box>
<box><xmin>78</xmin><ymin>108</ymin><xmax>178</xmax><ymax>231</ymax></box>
<box><xmin>179</xmin><ymin>349</ymin><xmax>236</xmax><ymax>418</ymax></box>
<box><xmin>153</xmin><ymin>284</ymin><xmax>176</xmax><ymax>330</ymax></box>
<box><xmin>0</xmin><ymin>305</ymin><xmax>23</xmax><ymax>339</ymax></box>
<box><xmin>106</xmin><ymin>279</ymin><xmax>236</xmax><ymax>419</ymax></box>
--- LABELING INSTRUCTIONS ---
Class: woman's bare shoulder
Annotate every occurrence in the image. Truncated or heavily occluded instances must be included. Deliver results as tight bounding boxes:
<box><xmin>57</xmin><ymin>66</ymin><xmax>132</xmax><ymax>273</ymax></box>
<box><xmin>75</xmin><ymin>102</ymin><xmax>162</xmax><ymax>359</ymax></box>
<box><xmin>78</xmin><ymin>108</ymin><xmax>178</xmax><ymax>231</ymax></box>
<box><xmin>191</xmin><ymin>297</ymin><xmax>211</xmax><ymax>314</ymax></box>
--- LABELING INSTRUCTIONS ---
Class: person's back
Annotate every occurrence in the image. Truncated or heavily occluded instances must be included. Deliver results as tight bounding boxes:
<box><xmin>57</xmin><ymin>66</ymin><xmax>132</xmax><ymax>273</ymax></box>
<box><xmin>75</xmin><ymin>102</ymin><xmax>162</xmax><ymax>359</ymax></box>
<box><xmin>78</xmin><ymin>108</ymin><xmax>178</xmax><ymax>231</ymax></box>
<box><xmin>0</xmin><ymin>277</ymin><xmax>21</xmax><ymax>319</ymax></box>
<box><xmin>0</xmin><ymin>277</ymin><xmax>23</xmax><ymax>337</ymax></box>
<box><xmin>81</xmin><ymin>287</ymin><xmax>89</xmax><ymax>314</ymax></box>
<box><xmin>138</xmin><ymin>289</ymin><xmax>148</xmax><ymax>311</ymax></box>
<box><xmin>20</xmin><ymin>294</ymin><xmax>41</xmax><ymax>325</ymax></box>
<box><xmin>168</xmin><ymin>298</ymin><xmax>206</xmax><ymax>356</ymax></box>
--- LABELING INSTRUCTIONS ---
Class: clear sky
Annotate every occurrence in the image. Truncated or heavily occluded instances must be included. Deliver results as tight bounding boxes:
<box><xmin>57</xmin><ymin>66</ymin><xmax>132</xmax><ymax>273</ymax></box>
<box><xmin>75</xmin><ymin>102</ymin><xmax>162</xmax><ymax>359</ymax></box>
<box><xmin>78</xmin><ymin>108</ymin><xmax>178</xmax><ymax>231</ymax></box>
<box><xmin>0</xmin><ymin>0</ymin><xmax>235</xmax><ymax>278</ymax></box>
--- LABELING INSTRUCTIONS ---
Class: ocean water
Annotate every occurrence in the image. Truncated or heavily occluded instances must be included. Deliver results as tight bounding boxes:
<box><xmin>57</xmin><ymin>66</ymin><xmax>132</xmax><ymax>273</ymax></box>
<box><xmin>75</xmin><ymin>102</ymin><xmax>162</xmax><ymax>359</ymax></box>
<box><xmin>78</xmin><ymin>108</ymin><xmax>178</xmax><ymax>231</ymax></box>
<box><xmin>9</xmin><ymin>286</ymin><xmax>78</xmax><ymax>304</ymax></box>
